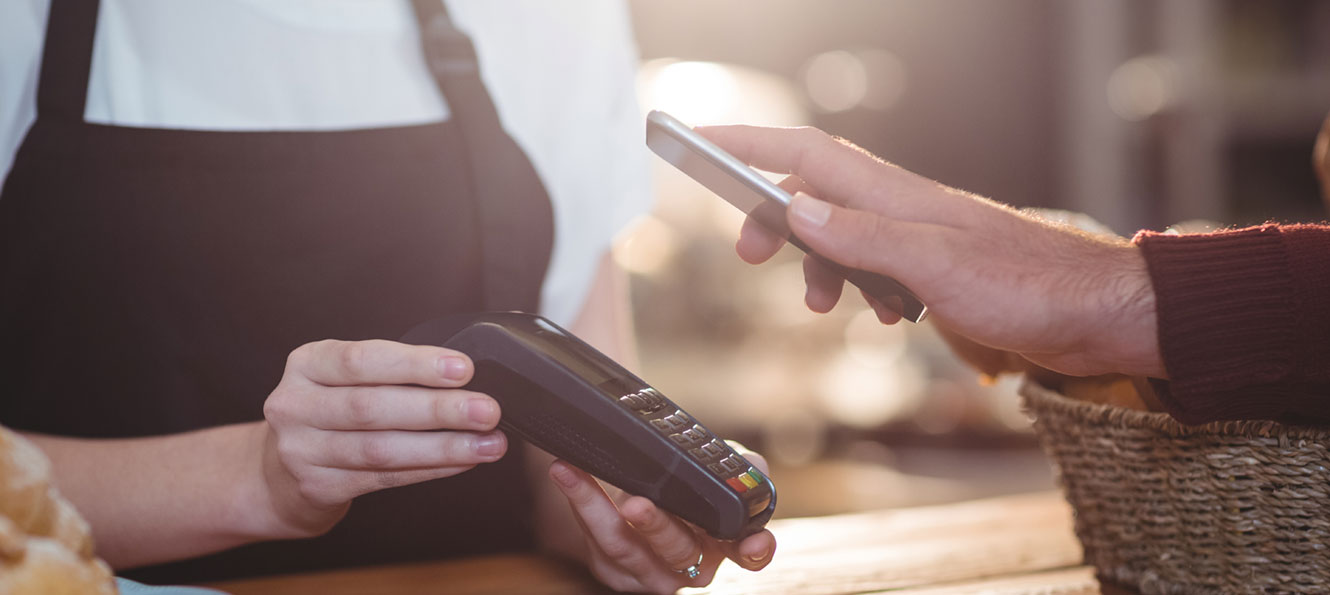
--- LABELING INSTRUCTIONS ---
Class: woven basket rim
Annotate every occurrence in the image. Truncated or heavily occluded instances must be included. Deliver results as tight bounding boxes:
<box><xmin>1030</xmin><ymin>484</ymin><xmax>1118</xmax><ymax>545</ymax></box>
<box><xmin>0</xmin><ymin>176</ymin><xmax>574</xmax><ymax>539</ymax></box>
<box><xmin>1019</xmin><ymin>377</ymin><xmax>1330</xmax><ymax>440</ymax></box>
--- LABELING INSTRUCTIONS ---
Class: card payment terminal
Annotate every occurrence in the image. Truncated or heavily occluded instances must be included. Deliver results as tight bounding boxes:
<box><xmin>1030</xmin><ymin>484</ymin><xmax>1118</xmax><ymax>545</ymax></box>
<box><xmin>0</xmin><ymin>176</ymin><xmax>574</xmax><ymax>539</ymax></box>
<box><xmin>402</xmin><ymin>312</ymin><xmax>776</xmax><ymax>540</ymax></box>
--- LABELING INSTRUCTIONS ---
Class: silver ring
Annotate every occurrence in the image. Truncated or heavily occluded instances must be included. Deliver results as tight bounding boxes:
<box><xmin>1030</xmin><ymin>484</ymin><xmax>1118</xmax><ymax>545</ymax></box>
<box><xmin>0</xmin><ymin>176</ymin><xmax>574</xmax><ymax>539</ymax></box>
<box><xmin>677</xmin><ymin>551</ymin><xmax>704</xmax><ymax>579</ymax></box>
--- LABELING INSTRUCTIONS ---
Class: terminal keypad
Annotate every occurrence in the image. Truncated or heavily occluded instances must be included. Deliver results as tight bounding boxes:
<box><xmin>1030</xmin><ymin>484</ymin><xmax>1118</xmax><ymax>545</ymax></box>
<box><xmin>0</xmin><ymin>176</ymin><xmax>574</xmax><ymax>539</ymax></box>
<box><xmin>621</xmin><ymin>388</ymin><xmax>768</xmax><ymax>495</ymax></box>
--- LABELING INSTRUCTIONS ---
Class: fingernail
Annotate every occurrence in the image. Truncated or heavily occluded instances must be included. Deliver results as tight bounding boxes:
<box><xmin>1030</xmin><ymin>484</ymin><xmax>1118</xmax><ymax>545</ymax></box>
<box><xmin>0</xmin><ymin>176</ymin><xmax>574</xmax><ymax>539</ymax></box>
<box><xmin>745</xmin><ymin>549</ymin><xmax>771</xmax><ymax>564</ymax></box>
<box><xmin>474</xmin><ymin>433</ymin><xmax>506</xmax><ymax>458</ymax></box>
<box><xmin>550</xmin><ymin>463</ymin><xmax>579</xmax><ymax>489</ymax></box>
<box><xmin>438</xmin><ymin>356</ymin><xmax>469</xmax><ymax>381</ymax></box>
<box><xmin>791</xmin><ymin>193</ymin><xmax>830</xmax><ymax>227</ymax></box>
<box><xmin>467</xmin><ymin>398</ymin><xmax>498</xmax><ymax>425</ymax></box>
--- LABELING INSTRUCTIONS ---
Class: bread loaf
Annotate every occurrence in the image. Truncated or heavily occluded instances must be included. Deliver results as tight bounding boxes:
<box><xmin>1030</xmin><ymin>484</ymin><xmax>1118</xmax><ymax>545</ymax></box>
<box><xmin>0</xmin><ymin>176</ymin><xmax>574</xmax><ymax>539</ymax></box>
<box><xmin>0</xmin><ymin>426</ymin><xmax>116</xmax><ymax>594</ymax></box>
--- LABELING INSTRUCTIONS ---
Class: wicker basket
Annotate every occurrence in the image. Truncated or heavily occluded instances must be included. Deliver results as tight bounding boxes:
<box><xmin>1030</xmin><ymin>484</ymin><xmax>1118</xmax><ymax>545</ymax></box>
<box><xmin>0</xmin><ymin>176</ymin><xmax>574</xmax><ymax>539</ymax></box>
<box><xmin>1020</xmin><ymin>379</ymin><xmax>1330</xmax><ymax>594</ymax></box>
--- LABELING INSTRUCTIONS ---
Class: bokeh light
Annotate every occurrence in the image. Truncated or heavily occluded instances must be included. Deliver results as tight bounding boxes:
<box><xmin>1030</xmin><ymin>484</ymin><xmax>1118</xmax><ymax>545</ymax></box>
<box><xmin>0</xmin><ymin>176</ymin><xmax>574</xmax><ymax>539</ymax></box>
<box><xmin>817</xmin><ymin>350</ymin><xmax>925</xmax><ymax>428</ymax></box>
<box><xmin>801</xmin><ymin>49</ymin><xmax>909</xmax><ymax>113</ymax></box>
<box><xmin>802</xmin><ymin>50</ymin><xmax>869</xmax><ymax>112</ymax></box>
<box><xmin>638</xmin><ymin>59</ymin><xmax>806</xmax><ymax>126</ymax></box>
<box><xmin>1106</xmin><ymin>55</ymin><xmax>1179</xmax><ymax>122</ymax></box>
<box><xmin>612</xmin><ymin>215</ymin><xmax>679</xmax><ymax>276</ymax></box>
<box><xmin>641</xmin><ymin>60</ymin><xmax>740</xmax><ymax>125</ymax></box>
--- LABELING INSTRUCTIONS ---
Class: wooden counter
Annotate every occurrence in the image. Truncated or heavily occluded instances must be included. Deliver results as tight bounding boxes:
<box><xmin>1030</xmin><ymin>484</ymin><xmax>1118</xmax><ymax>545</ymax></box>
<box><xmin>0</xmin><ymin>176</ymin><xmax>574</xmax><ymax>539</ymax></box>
<box><xmin>210</xmin><ymin>491</ymin><xmax>1120</xmax><ymax>594</ymax></box>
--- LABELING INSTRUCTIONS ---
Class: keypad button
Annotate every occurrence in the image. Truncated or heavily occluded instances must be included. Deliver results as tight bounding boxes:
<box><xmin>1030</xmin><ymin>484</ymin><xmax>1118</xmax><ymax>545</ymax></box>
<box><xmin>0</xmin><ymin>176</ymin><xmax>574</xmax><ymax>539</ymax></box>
<box><xmin>662</xmin><ymin>412</ymin><xmax>689</xmax><ymax>431</ymax></box>
<box><xmin>700</xmin><ymin>441</ymin><xmax>725</xmax><ymax>458</ymax></box>
<box><xmin>725</xmin><ymin>477</ymin><xmax>749</xmax><ymax>493</ymax></box>
<box><xmin>738</xmin><ymin>473</ymin><xmax>759</xmax><ymax>489</ymax></box>
<box><xmin>680</xmin><ymin>425</ymin><xmax>706</xmax><ymax>445</ymax></box>
<box><xmin>650</xmin><ymin>419</ymin><xmax>670</xmax><ymax>432</ymax></box>
<box><xmin>719</xmin><ymin>456</ymin><xmax>743</xmax><ymax>473</ymax></box>
<box><xmin>689</xmin><ymin>447</ymin><xmax>706</xmax><ymax>459</ymax></box>
<box><xmin>619</xmin><ymin>394</ymin><xmax>646</xmax><ymax>410</ymax></box>
<box><xmin>708</xmin><ymin>462</ymin><xmax>727</xmax><ymax>475</ymax></box>
<box><xmin>669</xmin><ymin>433</ymin><xmax>690</xmax><ymax>446</ymax></box>
<box><xmin>638</xmin><ymin>390</ymin><xmax>666</xmax><ymax>413</ymax></box>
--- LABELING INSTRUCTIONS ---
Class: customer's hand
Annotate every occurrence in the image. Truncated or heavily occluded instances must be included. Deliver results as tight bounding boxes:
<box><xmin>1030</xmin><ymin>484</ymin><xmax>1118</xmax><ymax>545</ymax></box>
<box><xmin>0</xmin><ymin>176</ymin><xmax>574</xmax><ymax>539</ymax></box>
<box><xmin>548</xmin><ymin>446</ymin><xmax>776</xmax><ymax>594</ymax></box>
<box><xmin>699</xmin><ymin>125</ymin><xmax>1165</xmax><ymax>378</ymax></box>
<box><xmin>259</xmin><ymin>340</ymin><xmax>505</xmax><ymax>536</ymax></box>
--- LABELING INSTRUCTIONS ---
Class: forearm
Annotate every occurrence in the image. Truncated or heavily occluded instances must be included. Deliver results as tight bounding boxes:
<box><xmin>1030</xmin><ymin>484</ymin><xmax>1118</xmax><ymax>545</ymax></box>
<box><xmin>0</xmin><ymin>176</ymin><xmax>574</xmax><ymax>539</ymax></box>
<box><xmin>22</xmin><ymin>421</ymin><xmax>287</xmax><ymax>570</ymax></box>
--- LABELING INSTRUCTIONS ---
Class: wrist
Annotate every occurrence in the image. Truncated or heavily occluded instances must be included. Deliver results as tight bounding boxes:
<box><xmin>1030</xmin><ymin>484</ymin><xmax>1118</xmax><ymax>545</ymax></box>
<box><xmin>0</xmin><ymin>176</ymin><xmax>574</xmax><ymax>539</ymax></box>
<box><xmin>240</xmin><ymin>422</ymin><xmax>345</xmax><ymax>542</ymax></box>
<box><xmin>1087</xmin><ymin>243</ymin><xmax>1166</xmax><ymax>378</ymax></box>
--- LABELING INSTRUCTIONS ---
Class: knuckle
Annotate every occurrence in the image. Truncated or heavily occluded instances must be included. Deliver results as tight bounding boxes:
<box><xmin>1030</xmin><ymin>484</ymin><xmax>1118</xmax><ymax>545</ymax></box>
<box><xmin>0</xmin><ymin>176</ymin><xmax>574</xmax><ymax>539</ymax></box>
<box><xmin>792</xmin><ymin>128</ymin><xmax>825</xmax><ymax>172</ymax></box>
<box><xmin>264</xmin><ymin>386</ymin><xmax>313</xmax><ymax>427</ymax></box>
<box><xmin>630</xmin><ymin>504</ymin><xmax>667</xmax><ymax>533</ymax></box>
<box><xmin>273</xmin><ymin>435</ymin><xmax>303</xmax><ymax>465</ymax></box>
<box><xmin>262</xmin><ymin>395</ymin><xmax>288</xmax><ymax>424</ymax></box>
<box><xmin>794</xmin><ymin>125</ymin><xmax>826</xmax><ymax>144</ymax></box>
<box><xmin>285</xmin><ymin>343</ymin><xmax>316</xmax><ymax>373</ymax></box>
<box><xmin>597</xmin><ymin>537</ymin><xmax>635</xmax><ymax>562</ymax></box>
<box><xmin>838</xmin><ymin>214</ymin><xmax>887</xmax><ymax>270</ymax></box>
<box><xmin>565</xmin><ymin>481</ymin><xmax>597</xmax><ymax>506</ymax></box>
<box><xmin>434</xmin><ymin>392</ymin><xmax>462</xmax><ymax>427</ymax></box>
<box><xmin>666</xmin><ymin>540</ymin><xmax>699</xmax><ymax>565</ymax></box>
<box><xmin>432</xmin><ymin>435</ymin><xmax>463</xmax><ymax>464</ymax></box>
<box><xmin>345</xmin><ymin>387</ymin><xmax>379</xmax><ymax>427</ymax></box>
<box><xmin>339</xmin><ymin>342</ymin><xmax>371</xmax><ymax>380</ymax></box>
<box><xmin>296</xmin><ymin>474</ymin><xmax>337</xmax><ymax>506</ymax></box>
<box><xmin>865</xmin><ymin>210</ymin><xmax>890</xmax><ymax>237</ymax></box>
<box><xmin>358</xmin><ymin>435</ymin><xmax>395</xmax><ymax>468</ymax></box>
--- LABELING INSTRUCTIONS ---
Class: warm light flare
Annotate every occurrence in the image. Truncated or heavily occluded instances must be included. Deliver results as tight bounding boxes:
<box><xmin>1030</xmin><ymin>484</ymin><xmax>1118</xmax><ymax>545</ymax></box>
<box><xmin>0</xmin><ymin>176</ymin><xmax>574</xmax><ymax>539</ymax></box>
<box><xmin>612</xmin><ymin>215</ymin><xmax>679</xmax><ymax>276</ymax></box>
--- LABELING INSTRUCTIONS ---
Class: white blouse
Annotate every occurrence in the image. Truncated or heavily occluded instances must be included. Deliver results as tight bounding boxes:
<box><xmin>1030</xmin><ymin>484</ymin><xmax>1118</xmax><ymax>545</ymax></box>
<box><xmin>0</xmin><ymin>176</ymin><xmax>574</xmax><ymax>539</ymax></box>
<box><xmin>0</xmin><ymin>0</ymin><xmax>653</xmax><ymax>325</ymax></box>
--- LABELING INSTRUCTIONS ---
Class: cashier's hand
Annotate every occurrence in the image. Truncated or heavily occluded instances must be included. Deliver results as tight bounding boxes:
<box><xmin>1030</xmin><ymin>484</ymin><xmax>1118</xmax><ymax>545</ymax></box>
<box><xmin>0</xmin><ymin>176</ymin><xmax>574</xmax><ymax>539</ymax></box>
<box><xmin>698</xmin><ymin>125</ymin><xmax>1166</xmax><ymax>379</ymax></box>
<box><xmin>258</xmin><ymin>340</ymin><xmax>503</xmax><ymax>537</ymax></box>
<box><xmin>548</xmin><ymin>447</ymin><xmax>777</xmax><ymax>594</ymax></box>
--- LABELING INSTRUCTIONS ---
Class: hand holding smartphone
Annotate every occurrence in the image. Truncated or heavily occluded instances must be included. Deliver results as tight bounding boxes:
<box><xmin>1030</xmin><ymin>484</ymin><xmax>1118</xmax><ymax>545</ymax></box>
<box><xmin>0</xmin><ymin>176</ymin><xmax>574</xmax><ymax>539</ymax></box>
<box><xmin>645</xmin><ymin>110</ymin><xmax>928</xmax><ymax>323</ymax></box>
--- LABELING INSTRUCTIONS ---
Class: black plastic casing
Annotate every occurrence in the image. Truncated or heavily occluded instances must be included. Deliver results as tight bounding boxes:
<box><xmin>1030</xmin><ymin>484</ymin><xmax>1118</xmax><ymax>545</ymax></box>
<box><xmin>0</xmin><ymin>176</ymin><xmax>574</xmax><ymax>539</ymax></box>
<box><xmin>401</xmin><ymin>312</ymin><xmax>776</xmax><ymax>540</ymax></box>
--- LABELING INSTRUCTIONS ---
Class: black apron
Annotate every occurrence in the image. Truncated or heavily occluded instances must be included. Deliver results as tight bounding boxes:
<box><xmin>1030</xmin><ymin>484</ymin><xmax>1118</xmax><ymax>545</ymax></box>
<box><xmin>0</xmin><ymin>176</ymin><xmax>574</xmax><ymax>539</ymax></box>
<box><xmin>0</xmin><ymin>0</ymin><xmax>555</xmax><ymax>583</ymax></box>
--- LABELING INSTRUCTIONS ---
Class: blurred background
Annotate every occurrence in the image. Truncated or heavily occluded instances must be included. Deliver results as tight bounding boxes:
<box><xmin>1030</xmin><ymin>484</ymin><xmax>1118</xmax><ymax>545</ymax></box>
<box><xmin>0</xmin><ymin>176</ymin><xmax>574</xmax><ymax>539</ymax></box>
<box><xmin>615</xmin><ymin>0</ymin><xmax>1330</xmax><ymax>518</ymax></box>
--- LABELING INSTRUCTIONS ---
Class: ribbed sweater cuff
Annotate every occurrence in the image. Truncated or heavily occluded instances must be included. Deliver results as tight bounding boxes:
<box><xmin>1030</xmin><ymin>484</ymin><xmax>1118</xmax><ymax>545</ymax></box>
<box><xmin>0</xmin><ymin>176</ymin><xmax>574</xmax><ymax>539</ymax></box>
<box><xmin>1133</xmin><ymin>225</ymin><xmax>1304</xmax><ymax>424</ymax></box>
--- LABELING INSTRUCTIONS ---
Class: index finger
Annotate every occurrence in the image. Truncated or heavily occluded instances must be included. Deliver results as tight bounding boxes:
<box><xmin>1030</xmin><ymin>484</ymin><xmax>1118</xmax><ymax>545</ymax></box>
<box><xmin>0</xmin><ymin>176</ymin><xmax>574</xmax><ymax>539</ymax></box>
<box><xmin>697</xmin><ymin>125</ymin><xmax>889</xmax><ymax>212</ymax></box>
<box><xmin>287</xmin><ymin>339</ymin><xmax>473</xmax><ymax>388</ymax></box>
<box><xmin>699</xmin><ymin>125</ymin><xmax>977</xmax><ymax>227</ymax></box>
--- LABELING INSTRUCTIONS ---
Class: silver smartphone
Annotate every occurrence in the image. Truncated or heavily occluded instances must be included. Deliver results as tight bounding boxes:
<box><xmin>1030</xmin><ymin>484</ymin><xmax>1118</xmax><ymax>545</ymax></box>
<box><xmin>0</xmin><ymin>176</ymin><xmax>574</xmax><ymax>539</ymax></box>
<box><xmin>645</xmin><ymin>110</ymin><xmax>927</xmax><ymax>323</ymax></box>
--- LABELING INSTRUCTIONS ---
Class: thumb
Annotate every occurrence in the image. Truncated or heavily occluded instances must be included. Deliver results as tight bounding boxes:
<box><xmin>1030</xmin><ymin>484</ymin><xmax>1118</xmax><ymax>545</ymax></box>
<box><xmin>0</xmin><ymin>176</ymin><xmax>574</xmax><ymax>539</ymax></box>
<box><xmin>786</xmin><ymin>192</ymin><xmax>929</xmax><ymax>281</ymax></box>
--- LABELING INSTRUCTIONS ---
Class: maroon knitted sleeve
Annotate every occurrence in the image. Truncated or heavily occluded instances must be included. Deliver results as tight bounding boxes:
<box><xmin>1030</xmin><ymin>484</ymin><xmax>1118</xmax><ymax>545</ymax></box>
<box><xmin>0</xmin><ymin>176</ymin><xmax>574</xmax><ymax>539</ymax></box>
<box><xmin>1133</xmin><ymin>224</ymin><xmax>1330</xmax><ymax>425</ymax></box>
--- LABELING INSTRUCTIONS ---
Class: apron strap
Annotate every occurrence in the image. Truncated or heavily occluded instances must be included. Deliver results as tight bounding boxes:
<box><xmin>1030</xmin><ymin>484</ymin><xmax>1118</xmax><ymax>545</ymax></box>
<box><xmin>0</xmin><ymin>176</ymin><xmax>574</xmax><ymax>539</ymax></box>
<box><xmin>410</xmin><ymin>0</ymin><xmax>552</xmax><ymax>313</ymax></box>
<box><xmin>36</xmin><ymin>0</ymin><xmax>100</xmax><ymax>122</ymax></box>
